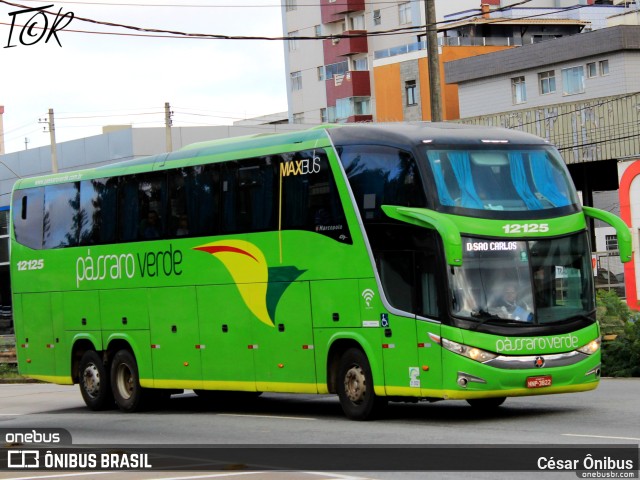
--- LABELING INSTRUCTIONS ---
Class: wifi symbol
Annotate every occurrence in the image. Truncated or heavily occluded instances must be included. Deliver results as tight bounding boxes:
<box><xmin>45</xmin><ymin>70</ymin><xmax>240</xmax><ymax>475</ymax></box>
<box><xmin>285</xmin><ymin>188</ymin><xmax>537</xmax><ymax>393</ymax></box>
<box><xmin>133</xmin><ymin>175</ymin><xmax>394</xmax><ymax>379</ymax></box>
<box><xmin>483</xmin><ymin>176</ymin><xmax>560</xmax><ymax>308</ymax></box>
<box><xmin>362</xmin><ymin>289</ymin><xmax>375</xmax><ymax>308</ymax></box>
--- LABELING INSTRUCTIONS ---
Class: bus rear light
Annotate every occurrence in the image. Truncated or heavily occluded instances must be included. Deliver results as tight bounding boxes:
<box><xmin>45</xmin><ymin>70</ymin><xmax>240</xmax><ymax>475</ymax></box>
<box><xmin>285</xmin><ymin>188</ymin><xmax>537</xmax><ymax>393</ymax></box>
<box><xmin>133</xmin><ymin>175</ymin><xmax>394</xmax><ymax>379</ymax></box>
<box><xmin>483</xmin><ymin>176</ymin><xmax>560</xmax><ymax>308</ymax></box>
<box><xmin>428</xmin><ymin>333</ymin><xmax>441</xmax><ymax>344</ymax></box>
<box><xmin>442</xmin><ymin>338</ymin><xmax>497</xmax><ymax>363</ymax></box>
<box><xmin>577</xmin><ymin>338</ymin><xmax>601</xmax><ymax>355</ymax></box>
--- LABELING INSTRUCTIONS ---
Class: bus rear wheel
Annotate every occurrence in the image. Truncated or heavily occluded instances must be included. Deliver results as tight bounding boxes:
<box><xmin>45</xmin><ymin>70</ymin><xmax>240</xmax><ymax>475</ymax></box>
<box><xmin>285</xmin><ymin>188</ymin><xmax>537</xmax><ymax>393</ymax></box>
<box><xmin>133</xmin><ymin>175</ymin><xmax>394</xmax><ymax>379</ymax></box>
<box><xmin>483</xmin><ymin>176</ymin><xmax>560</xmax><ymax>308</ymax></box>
<box><xmin>337</xmin><ymin>348</ymin><xmax>387</xmax><ymax>421</ymax></box>
<box><xmin>78</xmin><ymin>350</ymin><xmax>114</xmax><ymax>411</ymax></box>
<box><xmin>110</xmin><ymin>349</ymin><xmax>148</xmax><ymax>412</ymax></box>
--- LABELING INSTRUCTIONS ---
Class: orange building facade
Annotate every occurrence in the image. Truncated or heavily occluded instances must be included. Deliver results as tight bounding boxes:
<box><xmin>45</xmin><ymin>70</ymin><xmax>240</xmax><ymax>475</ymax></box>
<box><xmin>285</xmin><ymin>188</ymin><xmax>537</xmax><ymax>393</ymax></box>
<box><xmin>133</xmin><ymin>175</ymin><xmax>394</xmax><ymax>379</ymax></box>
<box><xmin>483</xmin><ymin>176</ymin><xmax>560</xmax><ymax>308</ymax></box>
<box><xmin>374</xmin><ymin>45</ymin><xmax>512</xmax><ymax>122</ymax></box>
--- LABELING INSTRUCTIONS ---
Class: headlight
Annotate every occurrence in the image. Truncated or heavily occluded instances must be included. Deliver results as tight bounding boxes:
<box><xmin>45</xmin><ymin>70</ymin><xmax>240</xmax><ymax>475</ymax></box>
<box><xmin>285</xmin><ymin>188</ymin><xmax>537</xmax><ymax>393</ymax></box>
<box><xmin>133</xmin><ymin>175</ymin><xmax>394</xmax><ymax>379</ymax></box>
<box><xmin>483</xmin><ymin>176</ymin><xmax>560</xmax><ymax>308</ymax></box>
<box><xmin>577</xmin><ymin>337</ymin><xmax>601</xmax><ymax>355</ymax></box>
<box><xmin>442</xmin><ymin>338</ymin><xmax>497</xmax><ymax>363</ymax></box>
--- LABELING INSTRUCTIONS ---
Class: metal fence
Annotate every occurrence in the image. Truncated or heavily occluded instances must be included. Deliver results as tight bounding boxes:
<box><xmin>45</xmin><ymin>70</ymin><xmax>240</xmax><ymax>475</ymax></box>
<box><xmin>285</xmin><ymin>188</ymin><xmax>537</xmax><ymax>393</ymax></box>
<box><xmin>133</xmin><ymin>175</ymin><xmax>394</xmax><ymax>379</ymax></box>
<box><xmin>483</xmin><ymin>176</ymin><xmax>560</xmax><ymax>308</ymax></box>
<box><xmin>0</xmin><ymin>335</ymin><xmax>16</xmax><ymax>365</ymax></box>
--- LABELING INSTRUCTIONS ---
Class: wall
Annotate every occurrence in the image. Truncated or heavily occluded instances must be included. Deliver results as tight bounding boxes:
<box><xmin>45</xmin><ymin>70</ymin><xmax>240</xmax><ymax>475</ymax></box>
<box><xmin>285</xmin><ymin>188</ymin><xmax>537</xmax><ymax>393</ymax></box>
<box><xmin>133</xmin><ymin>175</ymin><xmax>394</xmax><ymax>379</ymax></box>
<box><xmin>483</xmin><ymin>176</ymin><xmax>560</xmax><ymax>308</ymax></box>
<box><xmin>618</xmin><ymin>159</ymin><xmax>640</xmax><ymax>309</ymax></box>
<box><xmin>461</xmin><ymin>92</ymin><xmax>640</xmax><ymax>165</ymax></box>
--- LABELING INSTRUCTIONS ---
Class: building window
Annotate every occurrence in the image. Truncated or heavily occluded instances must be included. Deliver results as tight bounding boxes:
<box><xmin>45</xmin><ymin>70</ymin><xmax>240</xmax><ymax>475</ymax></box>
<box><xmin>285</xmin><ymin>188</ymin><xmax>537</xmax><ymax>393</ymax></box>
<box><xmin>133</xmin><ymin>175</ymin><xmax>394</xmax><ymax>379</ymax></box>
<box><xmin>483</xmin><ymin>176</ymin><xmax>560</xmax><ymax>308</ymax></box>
<box><xmin>292</xmin><ymin>113</ymin><xmax>303</xmax><ymax>124</ymax></box>
<box><xmin>317</xmin><ymin>66</ymin><xmax>325</xmax><ymax>81</ymax></box>
<box><xmin>600</xmin><ymin>59</ymin><xmax>610</xmax><ymax>76</ymax></box>
<box><xmin>587</xmin><ymin>62</ymin><xmax>597</xmax><ymax>78</ymax></box>
<box><xmin>605</xmin><ymin>234</ymin><xmax>618</xmax><ymax>252</ymax></box>
<box><xmin>336</xmin><ymin>96</ymin><xmax>371</xmax><ymax>120</ymax></box>
<box><xmin>350</xmin><ymin>14</ymin><xmax>365</xmax><ymax>30</ymax></box>
<box><xmin>285</xmin><ymin>0</ymin><xmax>296</xmax><ymax>11</ymax></box>
<box><xmin>399</xmin><ymin>3</ymin><xmax>412</xmax><ymax>25</ymax></box>
<box><xmin>314</xmin><ymin>25</ymin><xmax>322</xmax><ymax>37</ymax></box>
<box><xmin>511</xmin><ymin>76</ymin><xmax>527</xmax><ymax>104</ymax></box>
<box><xmin>538</xmin><ymin>70</ymin><xmax>556</xmax><ymax>95</ymax></box>
<box><xmin>288</xmin><ymin>31</ymin><xmax>298</xmax><ymax>52</ymax></box>
<box><xmin>373</xmin><ymin>9</ymin><xmax>381</xmax><ymax>26</ymax></box>
<box><xmin>324</xmin><ymin>60</ymin><xmax>348</xmax><ymax>80</ymax></box>
<box><xmin>405</xmin><ymin>80</ymin><xmax>417</xmax><ymax>106</ymax></box>
<box><xmin>290</xmin><ymin>71</ymin><xmax>302</xmax><ymax>91</ymax></box>
<box><xmin>320</xmin><ymin>108</ymin><xmax>328</xmax><ymax>123</ymax></box>
<box><xmin>561</xmin><ymin>66</ymin><xmax>585</xmax><ymax>95</ymax></box>
<box><xmin>352</xmin><ymin>57</ymin><xmax>368</xmax><ymax>71</ymax></box>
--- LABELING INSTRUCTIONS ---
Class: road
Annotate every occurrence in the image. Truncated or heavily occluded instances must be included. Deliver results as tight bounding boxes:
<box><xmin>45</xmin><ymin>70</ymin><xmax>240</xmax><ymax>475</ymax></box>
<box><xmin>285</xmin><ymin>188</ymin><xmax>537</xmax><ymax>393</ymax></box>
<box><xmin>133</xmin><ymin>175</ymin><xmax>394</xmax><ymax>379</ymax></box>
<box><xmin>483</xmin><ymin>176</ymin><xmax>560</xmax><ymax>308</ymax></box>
<box><xmin>0</xmin><ymin>379</ymin><xmax>638</xmax><ymax>480</ymax></box>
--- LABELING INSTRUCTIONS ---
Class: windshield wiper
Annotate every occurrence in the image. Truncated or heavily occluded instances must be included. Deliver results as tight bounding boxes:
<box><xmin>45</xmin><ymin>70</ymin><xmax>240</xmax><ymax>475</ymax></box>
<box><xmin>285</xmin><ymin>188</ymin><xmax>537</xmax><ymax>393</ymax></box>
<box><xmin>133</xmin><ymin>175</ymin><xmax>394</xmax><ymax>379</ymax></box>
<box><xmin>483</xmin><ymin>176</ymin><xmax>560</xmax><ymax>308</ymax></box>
<box><xmin>470</xmin><ymin>310</ymin><xmax>503</xmax><ymax>330</ymax></box>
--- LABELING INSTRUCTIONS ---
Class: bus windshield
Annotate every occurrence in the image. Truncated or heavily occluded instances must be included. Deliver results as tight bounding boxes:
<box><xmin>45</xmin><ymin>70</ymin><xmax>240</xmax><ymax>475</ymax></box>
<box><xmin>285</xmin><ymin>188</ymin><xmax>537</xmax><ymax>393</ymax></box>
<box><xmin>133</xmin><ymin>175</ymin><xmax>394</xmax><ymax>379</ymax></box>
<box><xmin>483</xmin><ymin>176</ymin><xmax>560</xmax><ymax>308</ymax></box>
<box><xmin>425</xmin><ymin>146</ymin><xmax>579</xmax><ymax>212</ymax></box>
<box><xmin>449</xmin><ymin>233</ymin><xmax>594</xmax><ymax>326</ymax></box>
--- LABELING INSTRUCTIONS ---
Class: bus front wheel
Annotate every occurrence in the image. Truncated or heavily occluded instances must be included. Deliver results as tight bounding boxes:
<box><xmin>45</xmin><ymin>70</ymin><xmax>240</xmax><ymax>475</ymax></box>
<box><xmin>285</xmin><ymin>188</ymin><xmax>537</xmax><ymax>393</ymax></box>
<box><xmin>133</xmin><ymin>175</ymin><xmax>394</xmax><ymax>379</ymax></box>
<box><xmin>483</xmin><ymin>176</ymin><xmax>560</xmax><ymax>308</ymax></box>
<box><xmin>78</xmin><ymin>350</ymin><xmax>114</xmax><ymax>411</ymax></box>
<box><xmin>337</xmin><ymin>348</ymin><xmax>387</xmax><ymax>421</ymax></box>
<box><xmin>110</xmin><ymin>349</ymin><xmax>147</xmax><ymax>412</ymax></box>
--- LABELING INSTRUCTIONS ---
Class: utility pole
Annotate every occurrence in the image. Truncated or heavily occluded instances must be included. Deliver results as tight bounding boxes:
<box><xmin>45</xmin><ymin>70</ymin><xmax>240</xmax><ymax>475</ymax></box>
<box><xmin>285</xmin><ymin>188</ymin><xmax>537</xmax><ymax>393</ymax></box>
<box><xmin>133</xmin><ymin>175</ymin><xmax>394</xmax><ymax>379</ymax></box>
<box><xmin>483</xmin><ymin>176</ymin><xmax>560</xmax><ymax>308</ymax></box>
<box><xmin>165</xmin><ymin>102</ymin><xmax>173</xmax><ymax>152</ymax></box>
<box><xmin>43</xmin><ymin>108</ymin><xmax>59</xmax><ymax>173</ymax></box>
<box><xmin>424</xmin><ymin>0</ymin><xmax>443</xmax><ymax>122</ymax></box>
<box><xmin>0</xmin><ymin>106</ymin><xmax>5</xmax><ymax>156</ymax></box>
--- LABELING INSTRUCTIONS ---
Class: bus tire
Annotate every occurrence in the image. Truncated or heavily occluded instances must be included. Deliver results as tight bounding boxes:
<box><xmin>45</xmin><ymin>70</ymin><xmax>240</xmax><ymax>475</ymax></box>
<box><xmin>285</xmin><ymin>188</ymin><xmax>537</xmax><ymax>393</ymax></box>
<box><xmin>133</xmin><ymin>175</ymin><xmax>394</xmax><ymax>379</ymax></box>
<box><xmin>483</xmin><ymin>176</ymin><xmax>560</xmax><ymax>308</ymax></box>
<box><xmin>466</xmin><ymin>397</ymin><xmax>506</xmax><ymax>409</ymax></box>
<box><xmin>110</xmin><ymin>349</ymin><xmax>147</xmax><ymax>412</ymax></box>
<box><xmin>78</xmin><ymin>350</ymin><xmax>114</xmax><ymax>411</ymax></box>
<box><xmin>337</xmin><ymin>348</ymin><xmax>387</xmax><ymax>421</ymax></box>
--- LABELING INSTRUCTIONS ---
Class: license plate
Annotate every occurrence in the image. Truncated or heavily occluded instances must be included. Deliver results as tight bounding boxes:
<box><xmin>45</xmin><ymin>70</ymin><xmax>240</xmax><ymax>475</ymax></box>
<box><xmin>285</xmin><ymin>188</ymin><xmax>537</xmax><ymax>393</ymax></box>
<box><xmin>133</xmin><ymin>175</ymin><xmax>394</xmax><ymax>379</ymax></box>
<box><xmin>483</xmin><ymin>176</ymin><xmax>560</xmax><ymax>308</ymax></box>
<box><xmin>526</xmin><ymin>375</ymin><xmax>552</xmax><ymax>388</ymax></box>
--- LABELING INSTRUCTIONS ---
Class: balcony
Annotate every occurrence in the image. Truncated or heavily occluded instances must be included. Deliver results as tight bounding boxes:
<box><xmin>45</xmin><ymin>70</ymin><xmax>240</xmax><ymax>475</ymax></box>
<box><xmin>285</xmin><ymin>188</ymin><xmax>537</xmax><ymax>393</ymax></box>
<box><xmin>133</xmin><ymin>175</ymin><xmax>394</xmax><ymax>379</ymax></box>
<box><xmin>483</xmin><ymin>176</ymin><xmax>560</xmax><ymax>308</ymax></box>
<box><xmin>329</xmin><ymin>97</ymin><xmax>372</xmax><ymax>123</ymax></box>
<box><xmin>323</xmin><ymin>31</ymin><xmax>368</xmax><ymax>64</ymax></box>
<box><xmin>325</xmin><ymin>70</ymin><xmax>370</xmax><ymax>107</ymax></box>
<box><xmin>321</xmin><ymin>0</ymin><xmax>365</xmax><ymax>24</ymax></box>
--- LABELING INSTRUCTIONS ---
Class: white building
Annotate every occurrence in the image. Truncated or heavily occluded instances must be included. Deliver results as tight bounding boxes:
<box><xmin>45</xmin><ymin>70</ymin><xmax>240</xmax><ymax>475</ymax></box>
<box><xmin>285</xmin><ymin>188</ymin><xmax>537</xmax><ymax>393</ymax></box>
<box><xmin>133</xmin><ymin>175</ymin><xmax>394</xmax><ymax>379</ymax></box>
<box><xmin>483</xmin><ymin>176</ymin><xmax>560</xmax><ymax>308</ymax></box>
<box><xmin>281</xmin><ymin>0</ymin><xmax>628</xmax><ymax>124</ymax></box>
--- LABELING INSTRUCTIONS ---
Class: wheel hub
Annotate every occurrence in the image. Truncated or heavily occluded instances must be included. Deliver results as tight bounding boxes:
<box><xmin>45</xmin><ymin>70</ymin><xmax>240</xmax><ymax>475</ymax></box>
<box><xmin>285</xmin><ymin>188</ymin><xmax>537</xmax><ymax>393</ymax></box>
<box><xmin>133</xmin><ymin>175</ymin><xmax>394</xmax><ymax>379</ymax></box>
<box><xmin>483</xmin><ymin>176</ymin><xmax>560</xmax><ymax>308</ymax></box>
<box><xmin>344</xmin><ymin>365</ymin><xmax>366</xmax><ymax>404</ymax></box>
<box><xmin>116</xmin><ymin>364</ymin><xmax>134</xmax><ymax>400</ymax></box>
<box><xmin>82</xmin><ymin>364</ymin><xmax>100</xmax><ymax>398</ymax></box>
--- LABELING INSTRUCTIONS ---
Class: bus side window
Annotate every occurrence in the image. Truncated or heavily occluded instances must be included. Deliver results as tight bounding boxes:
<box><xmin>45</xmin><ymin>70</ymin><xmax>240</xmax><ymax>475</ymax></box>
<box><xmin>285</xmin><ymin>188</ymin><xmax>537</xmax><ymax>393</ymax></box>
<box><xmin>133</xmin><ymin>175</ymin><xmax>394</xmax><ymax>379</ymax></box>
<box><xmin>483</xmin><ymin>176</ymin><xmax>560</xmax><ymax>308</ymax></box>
<box><xmin>12</xmin><ymin>188</ymin><xmax>44</xmax><ymax>250</ymax></box>
<box><xmin>137</xmin><ymin>174</ymin><xmax>167</xmax><ymax>240</ymax></box>
<box><xmin>118</xmin><ymin>176</ymin><xmax>139</xmax><ymax>242</ymax></box>
<box><xmin>43</xmin><ymin>183</ymin><xmax>80</xmax><ymax>249</ymax></box>
<box><xmin>281</xmin><ymin>149</ymin><xmax>350</xmax><ymax>243</ymax></box>
<box><xmin>79</xmin><ymin>178</ymin><xmax>118</xmax><ymax>245</ymax></box>
<box><xmin>340</xmin><ymin>145</ymin><xmax>426</xmax><ymax>221</ymax></box>
<box><xmin>221</xmin><ymin>157</ymin><xmax>277</xmax><ymax>235</ymax></box>
<box><xmin>168</xmin><ymin>165</ymin><xmax>220</xmax><ymax>238</ymax></box>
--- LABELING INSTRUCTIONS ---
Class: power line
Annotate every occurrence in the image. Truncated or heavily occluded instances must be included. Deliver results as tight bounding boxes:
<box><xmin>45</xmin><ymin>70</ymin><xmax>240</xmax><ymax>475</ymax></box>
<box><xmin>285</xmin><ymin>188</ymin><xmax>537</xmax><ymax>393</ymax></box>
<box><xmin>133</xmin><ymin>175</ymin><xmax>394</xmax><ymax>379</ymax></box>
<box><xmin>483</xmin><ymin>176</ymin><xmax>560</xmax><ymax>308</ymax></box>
<box><xmin>0</xmin><ymin>0</ymin><xmax>550</xmax><ymax>43</ymax></box>
<box><xmin>556</xmin><ymin>133</ymin><xmax>640</xmax><ymax>152</ymax></box>
<box><xmin>12</xmin><ymin>0</ymin><xmax>410</xmax><ymax>8</ymax></box>
<box><xmin>57</xmin><ymin>111</ymin><xmax>164</xmax><ymax>120</ymax></box>
<box><xmin>506</xmin><ymin>93</ymin><xmax>640</xmax><ymax>129</ymax></box>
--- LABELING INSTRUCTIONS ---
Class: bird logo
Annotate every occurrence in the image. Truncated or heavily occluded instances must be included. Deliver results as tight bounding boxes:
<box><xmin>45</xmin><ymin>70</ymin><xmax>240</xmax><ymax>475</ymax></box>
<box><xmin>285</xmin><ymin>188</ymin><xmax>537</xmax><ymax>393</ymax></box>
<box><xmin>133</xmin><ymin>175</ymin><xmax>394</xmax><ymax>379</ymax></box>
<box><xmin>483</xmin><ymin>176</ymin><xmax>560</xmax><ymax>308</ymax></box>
<box><xmin>194</xmin><ymin>240</ymin><xmax>305</xmax><ymax>327</ymax></box>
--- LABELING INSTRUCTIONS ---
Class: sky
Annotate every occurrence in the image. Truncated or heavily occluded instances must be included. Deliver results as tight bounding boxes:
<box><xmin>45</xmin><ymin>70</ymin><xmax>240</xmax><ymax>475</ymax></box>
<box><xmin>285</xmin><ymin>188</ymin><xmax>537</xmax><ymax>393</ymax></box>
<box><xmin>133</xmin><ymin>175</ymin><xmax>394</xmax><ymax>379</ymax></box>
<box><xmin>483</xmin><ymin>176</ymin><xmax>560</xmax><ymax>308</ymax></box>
<box><xmin>0</xmin><ymin>0</ymin><xmax>289</xmax><ymax>154</ymax></box>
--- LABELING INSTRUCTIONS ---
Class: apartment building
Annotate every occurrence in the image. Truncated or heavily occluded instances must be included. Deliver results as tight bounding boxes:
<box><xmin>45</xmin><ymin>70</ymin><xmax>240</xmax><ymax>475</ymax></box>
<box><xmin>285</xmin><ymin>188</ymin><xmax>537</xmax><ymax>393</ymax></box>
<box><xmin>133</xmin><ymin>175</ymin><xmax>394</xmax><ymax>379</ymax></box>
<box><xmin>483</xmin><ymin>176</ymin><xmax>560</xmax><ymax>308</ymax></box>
<box><xmin>281</xmin><ymin>0</ymin><xmax>488</xmax><ymax>124</ymax></box>
<box><xmin>281</xmin><ymin>0</ymin><xmax>622</xmax><ymax>124</ymax></box>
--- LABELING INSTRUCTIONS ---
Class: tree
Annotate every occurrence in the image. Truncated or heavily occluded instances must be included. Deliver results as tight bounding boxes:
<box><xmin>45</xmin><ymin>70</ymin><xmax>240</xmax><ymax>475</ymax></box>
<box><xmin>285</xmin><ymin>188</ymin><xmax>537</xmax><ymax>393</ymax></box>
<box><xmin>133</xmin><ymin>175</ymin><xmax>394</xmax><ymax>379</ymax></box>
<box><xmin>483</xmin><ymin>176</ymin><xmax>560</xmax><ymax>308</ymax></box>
<box><xmin>598</xmin><ymin>290</ymin><xmax>640</xmax><ymax>377</ymax></box>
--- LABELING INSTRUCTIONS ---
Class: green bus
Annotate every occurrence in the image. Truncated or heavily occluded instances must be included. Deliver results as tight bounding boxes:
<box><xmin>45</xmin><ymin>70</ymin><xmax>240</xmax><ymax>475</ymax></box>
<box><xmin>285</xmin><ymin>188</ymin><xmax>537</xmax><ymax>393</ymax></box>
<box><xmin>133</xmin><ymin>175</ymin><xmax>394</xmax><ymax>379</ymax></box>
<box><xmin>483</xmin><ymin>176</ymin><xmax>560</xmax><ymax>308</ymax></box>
<box><xmin>10</xmin><ymin>123</ymin><xmax>631</xmax><ymax>420</ymax></box>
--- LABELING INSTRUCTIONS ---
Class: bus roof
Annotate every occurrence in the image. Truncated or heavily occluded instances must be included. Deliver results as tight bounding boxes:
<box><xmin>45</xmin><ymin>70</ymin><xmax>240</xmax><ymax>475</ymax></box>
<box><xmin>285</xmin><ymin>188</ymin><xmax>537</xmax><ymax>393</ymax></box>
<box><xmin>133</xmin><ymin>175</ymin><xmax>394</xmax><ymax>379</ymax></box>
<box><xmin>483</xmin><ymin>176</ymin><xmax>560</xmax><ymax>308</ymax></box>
<box><xmin>12</xmin><ymin>123</ymin><xmax>550</xmax><ymax>190</ymax></box>
<box><xmin>326</xmin><ymin>122</ymin><xmax>550</xmax><ymax>148</ymax></box>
